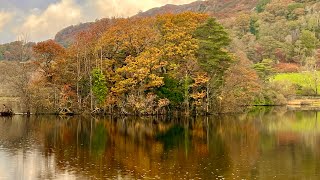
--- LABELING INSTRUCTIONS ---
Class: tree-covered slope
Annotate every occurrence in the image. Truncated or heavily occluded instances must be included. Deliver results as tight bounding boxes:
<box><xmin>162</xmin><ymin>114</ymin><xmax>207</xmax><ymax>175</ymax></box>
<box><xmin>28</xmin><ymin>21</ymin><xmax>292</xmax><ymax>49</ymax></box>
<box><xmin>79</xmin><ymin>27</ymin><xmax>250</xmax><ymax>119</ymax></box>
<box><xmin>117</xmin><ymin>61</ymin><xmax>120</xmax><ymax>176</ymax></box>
<box><xmin>54</xmin><ymin>0</ymin><xmax>259</xmax><ymax>46</ymax></box>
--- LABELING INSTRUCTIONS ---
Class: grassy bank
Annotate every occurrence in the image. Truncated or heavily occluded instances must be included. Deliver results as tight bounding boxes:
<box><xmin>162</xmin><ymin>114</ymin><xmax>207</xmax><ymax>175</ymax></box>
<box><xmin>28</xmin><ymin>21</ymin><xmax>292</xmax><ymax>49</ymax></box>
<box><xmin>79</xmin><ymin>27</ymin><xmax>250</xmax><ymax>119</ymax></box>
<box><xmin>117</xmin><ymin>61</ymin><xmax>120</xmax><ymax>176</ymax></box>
<box><xmin>272</xmin><ymin>72</ymin><xmax>320</xmax><ymax>95</ymax></box>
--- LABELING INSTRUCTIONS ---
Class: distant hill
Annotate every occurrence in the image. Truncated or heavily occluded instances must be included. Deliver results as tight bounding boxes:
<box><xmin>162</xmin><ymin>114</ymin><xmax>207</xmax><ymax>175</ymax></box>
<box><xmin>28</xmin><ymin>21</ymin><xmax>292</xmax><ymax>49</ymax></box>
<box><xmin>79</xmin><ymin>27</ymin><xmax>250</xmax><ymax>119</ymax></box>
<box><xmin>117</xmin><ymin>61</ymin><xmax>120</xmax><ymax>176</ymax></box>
<box><xmin>135</xmin><ymin>0</ymin><xmax>258</xmax><ymax>19</ymax></box>
<box><xmin>0</xmin><ymin>41</ymin><xmax>35</xmax><ymax>61</ymax></box>
<box><xmin>54</xmin><ymin>22</ymin><xmax>93</xmax><ymax>47</ymax></box>
<box><xmin>54</xmin><ymin>0</ymin><xmax>258</xmax><ymax>46</ymax></box>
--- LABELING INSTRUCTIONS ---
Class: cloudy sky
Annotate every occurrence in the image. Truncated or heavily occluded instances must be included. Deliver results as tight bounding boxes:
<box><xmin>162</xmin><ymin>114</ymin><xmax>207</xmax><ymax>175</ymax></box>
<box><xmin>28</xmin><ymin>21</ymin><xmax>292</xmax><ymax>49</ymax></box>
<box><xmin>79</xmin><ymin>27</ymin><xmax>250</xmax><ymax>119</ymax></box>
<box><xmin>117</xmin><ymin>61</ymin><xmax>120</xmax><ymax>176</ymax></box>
<box><xmin>0</xmin><ymin>0</ymin><xmax>195</xmax><ymax>44</ymax></box>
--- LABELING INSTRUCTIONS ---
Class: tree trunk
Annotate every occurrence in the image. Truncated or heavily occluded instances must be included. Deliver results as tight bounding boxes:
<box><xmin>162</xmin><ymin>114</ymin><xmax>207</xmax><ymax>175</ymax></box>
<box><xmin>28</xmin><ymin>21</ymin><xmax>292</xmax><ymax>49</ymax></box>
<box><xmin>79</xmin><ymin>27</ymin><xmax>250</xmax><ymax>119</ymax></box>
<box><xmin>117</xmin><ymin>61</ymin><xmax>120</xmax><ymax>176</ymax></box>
<box><xmin>184</xmin><ymin>72</ymin><xmax>189</xmax><ymax>115</ymax></box>
<box><xmin>206</xmin><ymin>82</ymin><xmax>210</xmax><ymax>114</ymax></box>
<box><xmin>76</xmin><ymin>51</ymin><xmax>81</xmax><ymax>109</ymax></box>
<box><xmin>101</xmin><ymin>48</ymin><xmax>103</xmax><ymax>73</ymax></box>
<box><xmin>90</xmin><ymin>73</ymin><xmax>93</xmax><ymax>111</ymax></box>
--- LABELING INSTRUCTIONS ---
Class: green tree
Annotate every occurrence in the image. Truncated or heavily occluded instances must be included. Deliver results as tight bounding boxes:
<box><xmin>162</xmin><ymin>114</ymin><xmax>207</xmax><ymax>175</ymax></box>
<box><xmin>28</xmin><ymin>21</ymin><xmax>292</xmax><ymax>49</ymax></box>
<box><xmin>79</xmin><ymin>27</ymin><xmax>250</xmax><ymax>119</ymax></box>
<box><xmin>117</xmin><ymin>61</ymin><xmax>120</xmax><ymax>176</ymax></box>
<box><xmin>156</xmin><ymin>76</ymin><xmax>184</xmax><ymax>108</ymax></box>
<box><xmin>92</xmin><ymin>68</ymin><xmax>107</xmax><ymax>105</ymax></box>
<box><xmin>253</xmin><ymin>58</ymin><xmax>275</xmax><ymax>81</ymax></box>
<box><xmin>256</xmin><ymin>0</ymin><xmax>271</xmax><ymax>13</ymax></box>
<box><xmin>194</xmin><ymin>18</ymin><xmax>232</xmax><ymax>112</ymax></box>
<box><xmin>250</xmin><ymin>17</ymin><xmax>258</xmax><ymax>36</ymax></box>
<box><xmin>195</xmin><ymin>18</ymin><xmax>231</xmax><ymax>77</ymax></box>
<box><xmin>300</xmin><ymin>29</ymin><xmax>319</xmax><ymax>56</ymax></box>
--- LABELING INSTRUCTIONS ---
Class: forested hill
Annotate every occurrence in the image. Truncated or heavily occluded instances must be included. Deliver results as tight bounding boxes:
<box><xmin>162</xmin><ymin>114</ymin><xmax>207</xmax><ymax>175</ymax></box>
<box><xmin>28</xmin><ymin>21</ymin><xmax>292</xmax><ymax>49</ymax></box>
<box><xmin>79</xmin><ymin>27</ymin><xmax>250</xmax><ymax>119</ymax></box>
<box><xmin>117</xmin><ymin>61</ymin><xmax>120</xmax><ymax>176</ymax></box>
<box><xmin>54</xmin><ymin>0</ymin><xmax>258</xmax><ymax>46</ymax></box>
<box><xmin>54</xmin><ymin>22</ymin><xmax>93</xmax><ymax>47</ymax></box>
<box><xmin>0</xmin><ymin>41</ymin><xmax>34</xmax><ymax>61</ymax></box>
<box><xmin>134</xmin><ymin>0</ymin><xmax>258</xmax><ymax>18</ymax></box>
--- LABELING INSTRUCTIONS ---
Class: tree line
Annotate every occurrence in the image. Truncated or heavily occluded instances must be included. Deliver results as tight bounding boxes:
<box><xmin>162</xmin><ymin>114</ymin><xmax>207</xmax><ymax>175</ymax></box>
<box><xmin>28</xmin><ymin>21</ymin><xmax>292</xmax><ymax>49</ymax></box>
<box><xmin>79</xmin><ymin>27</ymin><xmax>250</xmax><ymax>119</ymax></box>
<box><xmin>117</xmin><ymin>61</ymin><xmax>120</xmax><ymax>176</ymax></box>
<box><xmin>7</xmin><ymin>12</ymin><xmax>260</xmax><ymax>115</ymax></box>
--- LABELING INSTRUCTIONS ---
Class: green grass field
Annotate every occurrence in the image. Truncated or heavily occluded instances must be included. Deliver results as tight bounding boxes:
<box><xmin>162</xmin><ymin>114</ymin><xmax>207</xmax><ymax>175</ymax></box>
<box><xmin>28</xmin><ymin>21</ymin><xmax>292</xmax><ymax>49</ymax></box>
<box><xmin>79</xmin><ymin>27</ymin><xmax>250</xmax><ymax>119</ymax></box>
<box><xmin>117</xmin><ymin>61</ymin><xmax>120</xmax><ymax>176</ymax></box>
<box><xmin>272</xmin><ymin>72</ymin><xmax>320</xmax><ymax>95</ymax></box>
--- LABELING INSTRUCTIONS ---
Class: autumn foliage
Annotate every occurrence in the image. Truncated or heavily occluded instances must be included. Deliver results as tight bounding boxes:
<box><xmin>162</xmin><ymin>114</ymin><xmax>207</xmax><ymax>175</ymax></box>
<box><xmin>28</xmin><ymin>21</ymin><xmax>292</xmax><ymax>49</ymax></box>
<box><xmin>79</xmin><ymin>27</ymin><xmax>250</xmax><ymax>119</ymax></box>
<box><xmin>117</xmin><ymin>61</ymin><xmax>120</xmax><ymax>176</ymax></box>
<box><xmin>22</xmin><ymin>12</ymin><xmax>260</xmax><ymax>114</ymax></box>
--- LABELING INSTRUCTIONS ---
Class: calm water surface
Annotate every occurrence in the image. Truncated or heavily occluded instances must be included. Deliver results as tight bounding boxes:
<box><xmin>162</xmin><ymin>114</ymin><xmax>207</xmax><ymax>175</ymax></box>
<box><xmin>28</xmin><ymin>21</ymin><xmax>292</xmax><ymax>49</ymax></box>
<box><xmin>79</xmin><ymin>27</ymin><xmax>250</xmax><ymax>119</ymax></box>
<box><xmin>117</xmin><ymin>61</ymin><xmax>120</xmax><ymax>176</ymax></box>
<box><xmin>0</xmin><ymin>108</ymin><xmax>320</xmax><ymax>179</ymax></box>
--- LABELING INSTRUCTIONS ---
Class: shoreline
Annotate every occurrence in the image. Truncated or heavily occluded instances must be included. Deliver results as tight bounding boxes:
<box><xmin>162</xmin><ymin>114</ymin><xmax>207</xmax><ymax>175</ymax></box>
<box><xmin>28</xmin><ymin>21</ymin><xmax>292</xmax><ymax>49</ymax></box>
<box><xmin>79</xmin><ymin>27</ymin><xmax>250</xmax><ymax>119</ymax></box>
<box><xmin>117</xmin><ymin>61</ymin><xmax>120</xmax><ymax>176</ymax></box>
<box><xmin>4</xmin><ymin>96</ymin><xmax>320</xmax><ymax>117</ymax></box>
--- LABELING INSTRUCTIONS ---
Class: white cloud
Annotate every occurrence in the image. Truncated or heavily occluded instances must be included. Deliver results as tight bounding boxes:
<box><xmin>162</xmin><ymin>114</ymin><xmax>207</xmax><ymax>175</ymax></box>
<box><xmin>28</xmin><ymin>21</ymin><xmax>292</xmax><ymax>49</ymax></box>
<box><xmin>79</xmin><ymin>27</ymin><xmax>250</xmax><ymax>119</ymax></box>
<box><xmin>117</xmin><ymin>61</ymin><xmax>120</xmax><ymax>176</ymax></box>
<box><xmin>17</xmin><ymin>0</ymin><xmax>82</xmax><ymax>41</ymax></box>
<box><xmin>0</xmin><ymin>11</ymin><xmax>14</xmax><ymax>32</ymax></box>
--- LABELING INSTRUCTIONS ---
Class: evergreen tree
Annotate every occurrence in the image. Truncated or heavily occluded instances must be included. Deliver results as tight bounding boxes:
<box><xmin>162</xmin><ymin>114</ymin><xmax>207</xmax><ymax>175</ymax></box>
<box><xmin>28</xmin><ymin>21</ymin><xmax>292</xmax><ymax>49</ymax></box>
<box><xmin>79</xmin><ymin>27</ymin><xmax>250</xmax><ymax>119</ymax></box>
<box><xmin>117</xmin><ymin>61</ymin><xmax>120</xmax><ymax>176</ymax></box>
<box><xmin>92</xmin><ymin>68</ymin><xmax>107</xmax><ymax>105</ymax></box>
<box><xmin>194</xmin><ymin>18</ymin><xmax>232</xmax><ymax>112</ymax></box>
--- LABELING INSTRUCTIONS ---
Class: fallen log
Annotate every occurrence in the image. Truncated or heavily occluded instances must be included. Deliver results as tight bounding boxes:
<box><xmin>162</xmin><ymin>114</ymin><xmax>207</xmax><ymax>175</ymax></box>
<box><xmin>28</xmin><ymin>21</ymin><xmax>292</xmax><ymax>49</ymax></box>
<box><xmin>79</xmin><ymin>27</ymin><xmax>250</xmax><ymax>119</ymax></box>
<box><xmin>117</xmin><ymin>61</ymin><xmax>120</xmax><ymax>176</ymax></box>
<box><xmin>0</xmin><ymin>111</ymin><xmax>13</xmax><ymax>116</ymax></box>
<box><xmin>57</xmin><ymin>108</ymin><xmax>74</xmax><ymax>116</ymax></box>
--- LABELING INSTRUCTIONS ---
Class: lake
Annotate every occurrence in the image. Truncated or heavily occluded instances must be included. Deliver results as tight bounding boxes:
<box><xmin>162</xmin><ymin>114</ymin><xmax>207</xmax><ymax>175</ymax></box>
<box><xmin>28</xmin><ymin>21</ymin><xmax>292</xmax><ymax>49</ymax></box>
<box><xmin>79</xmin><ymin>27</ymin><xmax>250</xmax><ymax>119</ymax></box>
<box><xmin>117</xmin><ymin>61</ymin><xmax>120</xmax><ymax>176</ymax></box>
<box><xmin>0</xmin><ymin>107</ymin><xmax>320</xmax><ymax>179</ymax></box>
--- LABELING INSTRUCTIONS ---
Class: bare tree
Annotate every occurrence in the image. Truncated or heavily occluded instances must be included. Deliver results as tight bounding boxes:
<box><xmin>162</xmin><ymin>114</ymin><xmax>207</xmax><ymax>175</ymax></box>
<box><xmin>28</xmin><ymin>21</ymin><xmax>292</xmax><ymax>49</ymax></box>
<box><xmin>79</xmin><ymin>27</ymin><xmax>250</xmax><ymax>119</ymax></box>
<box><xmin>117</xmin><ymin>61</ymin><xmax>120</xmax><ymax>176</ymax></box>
<box><xmin>3</xmin><ymin>61</ymin><xmax>36</xmax><ymax>113</ymax></box>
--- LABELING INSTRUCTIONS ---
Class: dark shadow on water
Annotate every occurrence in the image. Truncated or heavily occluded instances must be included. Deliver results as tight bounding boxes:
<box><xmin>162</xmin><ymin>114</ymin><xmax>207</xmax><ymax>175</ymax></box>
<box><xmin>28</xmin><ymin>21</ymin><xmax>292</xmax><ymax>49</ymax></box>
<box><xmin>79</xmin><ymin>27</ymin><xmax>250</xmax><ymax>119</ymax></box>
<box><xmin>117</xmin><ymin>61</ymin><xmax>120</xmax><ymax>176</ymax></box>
<box><xmin>156</xmin><ymin>125</ymin><xmax>186</xmax><ymax>151</ymax></box>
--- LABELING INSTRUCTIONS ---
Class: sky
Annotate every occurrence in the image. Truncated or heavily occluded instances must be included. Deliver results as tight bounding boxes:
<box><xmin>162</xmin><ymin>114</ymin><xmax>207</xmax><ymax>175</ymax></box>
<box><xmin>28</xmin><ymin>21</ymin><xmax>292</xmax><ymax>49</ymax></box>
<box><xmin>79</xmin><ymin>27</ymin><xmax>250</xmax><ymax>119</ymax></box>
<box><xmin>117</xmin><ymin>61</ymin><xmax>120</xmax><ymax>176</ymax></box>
<box><xmin>0</xmin><ymin>0</ymin><xmax>195</xmax><ymax>44</ymax></box>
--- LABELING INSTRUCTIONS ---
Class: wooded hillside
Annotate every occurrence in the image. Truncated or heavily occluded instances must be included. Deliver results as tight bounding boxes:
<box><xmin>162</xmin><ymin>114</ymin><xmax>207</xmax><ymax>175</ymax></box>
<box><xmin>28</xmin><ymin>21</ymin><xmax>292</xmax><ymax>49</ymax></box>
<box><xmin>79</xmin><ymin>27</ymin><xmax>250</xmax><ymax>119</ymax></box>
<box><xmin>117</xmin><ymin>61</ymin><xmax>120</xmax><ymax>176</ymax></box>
<box><xmin>53</xmin><ymin>0</ymin><xmax>259</xmax><ymax>46</ymax></box>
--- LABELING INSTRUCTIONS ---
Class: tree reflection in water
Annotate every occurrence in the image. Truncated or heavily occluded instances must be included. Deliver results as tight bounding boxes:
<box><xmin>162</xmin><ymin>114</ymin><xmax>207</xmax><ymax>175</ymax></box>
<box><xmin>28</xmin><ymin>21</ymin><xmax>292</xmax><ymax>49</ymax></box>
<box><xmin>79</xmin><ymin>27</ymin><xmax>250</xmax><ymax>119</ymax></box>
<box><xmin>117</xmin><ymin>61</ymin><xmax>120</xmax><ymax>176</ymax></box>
<box><xmin>0</xmin><ymin>109</ymin><xmax>320</xmax><ymax>179</ymax></box>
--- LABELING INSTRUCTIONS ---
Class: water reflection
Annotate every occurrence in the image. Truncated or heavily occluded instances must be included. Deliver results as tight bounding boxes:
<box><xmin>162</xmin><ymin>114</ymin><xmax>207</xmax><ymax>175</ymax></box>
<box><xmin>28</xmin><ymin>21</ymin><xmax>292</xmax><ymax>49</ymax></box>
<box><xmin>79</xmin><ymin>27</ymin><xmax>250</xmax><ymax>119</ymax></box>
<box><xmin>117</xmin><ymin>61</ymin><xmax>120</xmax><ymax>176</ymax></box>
<box><xmin>0</xmin><ymin>109</ymin><xmax>320</xmax><ymax>179</ymax></box>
